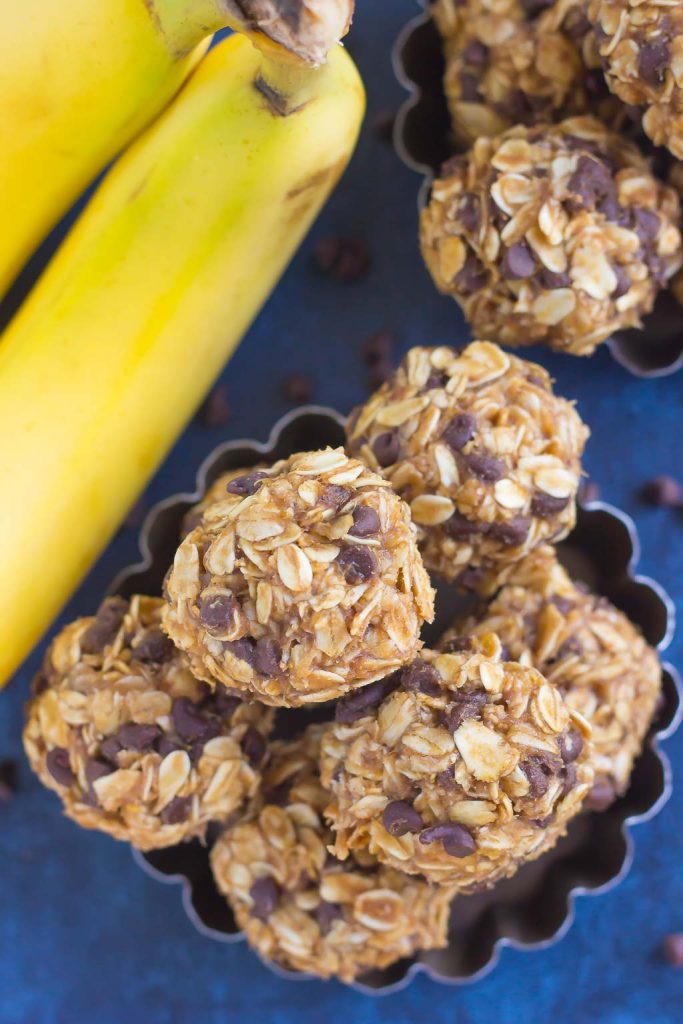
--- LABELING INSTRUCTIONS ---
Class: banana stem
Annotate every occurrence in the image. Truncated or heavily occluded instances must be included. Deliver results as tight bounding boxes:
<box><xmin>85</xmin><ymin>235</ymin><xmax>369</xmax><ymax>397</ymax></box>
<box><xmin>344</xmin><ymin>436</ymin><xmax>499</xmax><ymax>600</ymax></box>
<box><xmin>254</xmin><ymin>43</ymin><xmax>324</xmax><ymax>115</ymax></box>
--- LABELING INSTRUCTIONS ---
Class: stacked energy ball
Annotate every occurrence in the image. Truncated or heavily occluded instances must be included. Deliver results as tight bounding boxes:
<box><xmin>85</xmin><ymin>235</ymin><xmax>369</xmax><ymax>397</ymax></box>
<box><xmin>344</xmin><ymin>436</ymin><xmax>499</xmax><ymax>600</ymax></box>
<box><xmin>24</xmin><ymin>343</ymin><xmax>662</xmax><ymax>983</ymax></box>
<box><xmin>423</xmin><ymin>0</ymin><xmax>683</xmax><ymax>356</ymax></box>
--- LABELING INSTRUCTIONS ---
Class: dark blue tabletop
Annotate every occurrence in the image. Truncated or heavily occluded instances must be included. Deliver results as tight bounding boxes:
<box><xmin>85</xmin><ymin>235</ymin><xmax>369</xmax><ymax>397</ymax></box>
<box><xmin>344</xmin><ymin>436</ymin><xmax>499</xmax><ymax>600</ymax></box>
<box><xmin>2</xmin><ymin>4</ymin><xmax>683</xmax><ymax>1022</ymax></box>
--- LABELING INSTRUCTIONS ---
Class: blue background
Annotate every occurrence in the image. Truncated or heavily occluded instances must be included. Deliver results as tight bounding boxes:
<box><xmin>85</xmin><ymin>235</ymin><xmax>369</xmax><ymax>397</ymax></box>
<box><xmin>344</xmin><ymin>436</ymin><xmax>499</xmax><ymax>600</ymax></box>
<box><xmin>2</xmin><ymin>3</ymin><xmax>683</xmax><ymax>1021</ymax></box>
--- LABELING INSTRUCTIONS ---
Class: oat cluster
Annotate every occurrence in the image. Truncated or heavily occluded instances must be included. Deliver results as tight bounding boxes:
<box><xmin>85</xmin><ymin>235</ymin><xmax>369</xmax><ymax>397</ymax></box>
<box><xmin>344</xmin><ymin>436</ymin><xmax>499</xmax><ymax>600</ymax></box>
<box><xmin>346</xmin><ymin>342</ymin><xmax>588</xmax><ymax>586</ymax></box>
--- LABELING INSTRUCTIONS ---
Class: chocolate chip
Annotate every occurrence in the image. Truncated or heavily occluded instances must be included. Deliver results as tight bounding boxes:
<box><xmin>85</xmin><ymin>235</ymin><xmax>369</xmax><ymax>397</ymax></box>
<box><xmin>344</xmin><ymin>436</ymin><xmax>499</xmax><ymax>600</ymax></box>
<box><xmin>559</xmin><ymin>728</ymin><xmax>584</xmax><ymax>764</ymax></box>
<box><xmin>454</xmin><ymin>253</ymin><xmax>487</xmax><ymax>293</ymax></box>
<box><xmin>611</xmin><ymin>263</ymin><xmax>631</xmax><ymax>298</ymax></box>
<box><xmin>443</xmin><ymin>511</ymin><xmax>483</xmax><ymax>539</ymax></box>
<box><xmin>521</xmin><ymin>758</ymin><xmax>550</xmax><ymax>798</ymax></box>
<box><xmin>459</xmin><ymin>72</ymin><xmax>481</xmax><ymax>102</ymax></box>
<box><xmin>172</xmin><ymin>698</ymin><xmax>216</xmax><ymax>744</ymax></box>
<box><xmin>254</xmin><ymin>638</ymin><xmax>282</xmax><ymax>677</ymax></box>
<box><xmin>0</xmin><ymin>760</ymin><xmax>18</xmax><ymax>803</ymax></box>
<box><xmin>46</xmin><ymin>748</ymin><xmax>74</xmax><ymax>787</ymax></box>
<box><xmin>321</xmin><ymin>485</ymin><xmax>352</xmax><ymax>511</ymax></box>
<box><xmin>349</xmin><ymin>505</ymin><xmax>381</xmax><ymax>538</ymax></box>
<box><xmin>314</xmin><ymin>236</ymin><xmax>371</xmax><ymax>283</ymax></box>
<box><xmin>316</xmin><ymin>901</ymin><xmax>344</xmax><ymax>934</ymax></box>
<box><xmin>639</xmin><ymin>38</ymin><xmax>670</xmax><ymax>88</ymax></box>
<box><xmin>488</xmin><ymin>516</ymin><xmax>530</xmax><ymax>546</ymax></box>
<box><xmin>157</xmin><ymin>736</ymin><xmax>184</xmax><ymax>758</ymax></box>
<box><xmin>361</xmin><ymin>329</ymin><xmax>394</xmax><ymax>367</ymax></box>
<box><xmin>640</xmin><ymin>475</ymin><xmax>683</xmax><ymax>507</ymax></box>
<box><xmin>458</xmin><ymin>193</ymin><xmax>481</xmax><ymax>233</ymax></box>
<box><xmin>265</xmin><ymin>781</ymin><xmax>292</xmax><ymax>807</ymax></box>
<box><xmin>226</xmin><ymin>472</ymin><xmax>268</xmax><ymax>497</ymax></box>
<box><xmin>465</xmin><ymin>452</ymin><xmax>504</xmax><ymax>482</ymax></box>
<box><xmin>401</xmin><ymin>659</ymin><xmax>442</xmax><ymax>696</ymax></box>
<box><xmin>212</xmin><ymin>687</ymin><xmax>242</xmax><ymax>720</ymax></box>
<box><xmin>336</xmin><ymin>545</ymin><xmax>377</xmax><ymax>584</ymax></box>
<box><xmin>282</xmin><ymin>374</ymin><xmax>313</xmax><ymax>404</ymax></box>
<box><xmin>225</xmin><ymin>638</ymin><xmax>256</xmax><ymax>667</ymax></box>
<box><xmin>382</xmin><ymin>800</ymin><xmax>423</xmax><ymax>837</ymax></box>
<box><xmin>373</xmin><ymin>108</ymin><xmax>397</xmax><ymax>143</ymax></box>
<box><xmin>241</xmin><ymin>727</ymin><xmax>266</xmax><ymax>767</ymax></box>
<box><xmin>133</xmin><ymin>628</ymin><xmax>175</xmax><ymax>664</ymax></box>
<box><xmin>419</xmin><ymin>822</ymin><xmax>476</xmax><ymax>858</ymax></box>
<box><xmin>540</xmin><ymin>269</ymin><xmax>571</xmax><ymax>289</ymax></box>
<box><xmin>632</xmin><ymin>207</ymin><xmax>660</xmax><ymax>244</ymax></box>
<box><xmin>250</xmin><ymin>876</ymin><xmax>280</xmax><ymax>920</ymax></box>
<box><xmin>435</xmin><ymin>766</ymin><xmax>456</xmax><ymax>789</ymax></box>
<box><xmin>456</xmin><ymin>566</ymin><xmax>486</xmax><ymax>590</ymax></box>
<box><xmin>531</xmin><ymin>492</ymin><xmax>569</xmax><ymax>518</ymax></box>
<box><xmin>441</xmin><ymin>636</ymin><xmax>472</xmax><ymax>654</ymax></box>
<box><xmin>551</xmin><ymin>595</ymin><xmax>574</xmax><ymax>615</ymax></box>
<box><xmin>662</xmin><ymin>934</ymin><xmax>683</xmax><ymax>968</ymax></box>
<box><xmin>425</xmin><ymin>370</ymin><xmax>448</xmax><ymax>390</ymax></box>
<box><xmin>197</xmin><ymin>384</ymin><xmax>231</xmax><ymax>428</ymax></box>
<box><xmin>199</xmin><ymin>593</ymin><xmax>239</xmax><ymax>634</ymax></box>
<box><xmin>440</xmin><ymin>155</ymin><xmax>466</xmax><ymax>179</ymax></box>
<box><xmin>98</xmin><ymin>735</ymin><xmax>123</xmax><ymax>764</ymax></box>
<box><xmin>81</xmin><ymin>596</ymin><xmax>128</xmax><ymax>654</ymax></box>
<box><xmin>85</xmin><ymin>758</ymin><xmax>114</xmax><ymax>788</ymax></box>
<box><xmin>442</xmin><ymin>691</ymin><xmax>487</xmax><ymax>732</ymax></box>
<box><xmin>567</xmin><ymin>156</ymin><xmax>614</xmax><ymax>211</ymax></box>
<box><xmin>520</xmin><ymin>0</ymin><xmax>553</xmax><ymax>15</ymax></box>
<box><xmin>117</xmin><ymin>723</ymin><xmax>162</xmax><ymax>751</ymax></box>
<box><xmin>561</xmin><ymin>762</ymin><xmax>577</xmax><ymax>797</ymax></box>
<box><xmin>502</xmin><ymin>241</ymin><xmax>536</xmax><ymax>279</ymax></box>
<box><xmin>372</xmin><ymin>431</ymin><xmax>400</xmax><ymax>467</ymax></box>
<box><xmin>335</xmin><ymin>676</ymin><xmax>399</xmax><ymax>723</ymax></box>
<box><xmin>586</xmin><ymin>777</ymin><xmax>616</xmax><ymax>811</ymax></box>
<box><xmin>462</xmin><ymin>40</ymin><xmax>489</xmax><ymax>65</ymax></box>
<box><xmin>442</xmin><ymin>413</ymin><xmax>476</xmax><ymax>452</ymax></box>
<box><xmin>161</xmin><ymin>795</ymin><xmax>192</xmax><ymax>825</ymax></box>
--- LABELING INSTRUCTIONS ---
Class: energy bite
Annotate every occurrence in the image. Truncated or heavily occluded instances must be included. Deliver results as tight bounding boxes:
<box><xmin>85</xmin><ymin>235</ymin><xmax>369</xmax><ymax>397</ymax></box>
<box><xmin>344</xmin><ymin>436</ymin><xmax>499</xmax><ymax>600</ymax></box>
<box><xmin>23</xmin><ymin>596</ymin><xmax>273</xmax><ymax>850</ymax></box>
<box><xmin>163</xmin><ymin>448</ymin><xmax>435</xmax><ymax>707</ymax></box>
<box><xmin>433</xmin><ymin>0</ymin><xmax>623</xmax><ymax>146</ymax></box>
<box><xmin>320</xmin><ymin>638</ymin><xmax>593</xmax><ymax>889</ymax></box>
<box><xmin>443</xmin><ymin>546</ymin><xmax>662</xmax><ymax>805</ymax></box>
<box><xmin>590</xmin><ymin>0</ymin><xmax>683</xmax><ymax>159</ymax></box>
<box><xmin>420</xmin><ymin>116</ymin><xmax>682</xmax><ymax>355</ymax></box>
<box><xmin>210</xmin><ymin>726</ymin><xmax>454</xmax><ymax>982</ymax></box>
<box><xmin>346</xmin><ymin>343</ymin><xmax>588</xmax><ymax>587</ymax></box>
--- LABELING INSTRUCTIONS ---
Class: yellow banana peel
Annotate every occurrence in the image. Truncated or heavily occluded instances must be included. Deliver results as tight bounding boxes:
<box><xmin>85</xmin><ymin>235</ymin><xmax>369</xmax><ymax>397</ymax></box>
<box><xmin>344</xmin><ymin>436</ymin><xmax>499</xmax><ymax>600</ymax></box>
<box><xmin>0</xmin><ymin>32</ymin><xmax>365</xmax><ymax>685</ymax></box>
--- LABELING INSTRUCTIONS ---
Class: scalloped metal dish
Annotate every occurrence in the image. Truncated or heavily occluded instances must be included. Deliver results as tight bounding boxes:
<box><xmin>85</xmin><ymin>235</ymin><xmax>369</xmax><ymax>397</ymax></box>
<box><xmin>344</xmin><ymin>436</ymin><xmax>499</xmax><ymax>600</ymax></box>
<box><xmin>392</xmin><ymin>2</ymin><xmax>683</xmax><ymax>379</ymax></box>
<box><xmin>113</xmin><ymin>407</ymin><xmax>681</xmax><ymax>993</ymax></box>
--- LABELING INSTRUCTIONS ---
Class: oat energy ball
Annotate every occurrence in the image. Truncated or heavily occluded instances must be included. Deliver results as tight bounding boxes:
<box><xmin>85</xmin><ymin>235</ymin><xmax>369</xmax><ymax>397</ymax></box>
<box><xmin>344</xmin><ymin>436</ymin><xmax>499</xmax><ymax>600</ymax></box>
<box><xmin>163</xmin><ymin>448</ymin><xmax>435</xmax><ymax>707</ymax></box>
<box><xmin>23</xmin><ymin>596</ymin><xmax>274</xmax><ymax>850</ymax></box>
<box><xmin>420</xmin><ymin>116</ymin><xmax>682</xmax><ymax>355</ymax></box>
<box><xmin>210</xmin><ymin>726</ymin><xmax>454</xmax><ymax>982</ymax></box>
<box><xmin>320</xmin><ymin>638</ymin><xmax>593</xmax><ymax>889</ymax></box>
<box><xmin>590</xmin><ymin>0</ymin><xmax>683</xmax><ymax>159</ymax></box>
<box><xmin>433</xmin><ymin>0</ymin><xmax>623</xmax><ymax>146</ymax></box>
<box><xmin>443</xmin><ymin>546</ymin><xmax>662</xmax><ymax>805</ymax></box>
<box><xmin>346</xmin><ymin>343</ymin><xmax>588</xmax><ymax>587</ymax></box>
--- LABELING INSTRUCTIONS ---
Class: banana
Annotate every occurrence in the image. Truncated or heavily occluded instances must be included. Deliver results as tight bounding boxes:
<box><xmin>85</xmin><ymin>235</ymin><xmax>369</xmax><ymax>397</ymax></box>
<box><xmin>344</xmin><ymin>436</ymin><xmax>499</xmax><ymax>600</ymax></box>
<box><xmin>0</xmin><ymin>0</ymin><xmax>354</xmax><ymax>297</ymax></box>
<box><xmin>0</xmin><ymin>31</ymin><xmax>364</xmax><ymax>686</ymax></box>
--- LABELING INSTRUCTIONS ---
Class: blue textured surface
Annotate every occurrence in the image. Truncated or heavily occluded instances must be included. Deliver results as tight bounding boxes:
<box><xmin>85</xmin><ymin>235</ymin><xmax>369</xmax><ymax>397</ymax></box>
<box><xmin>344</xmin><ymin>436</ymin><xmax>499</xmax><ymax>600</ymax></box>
<box><xmin>2</xmin><ymin>4</ymin><xmax>683</xmax><ymax>1022</ymax></box>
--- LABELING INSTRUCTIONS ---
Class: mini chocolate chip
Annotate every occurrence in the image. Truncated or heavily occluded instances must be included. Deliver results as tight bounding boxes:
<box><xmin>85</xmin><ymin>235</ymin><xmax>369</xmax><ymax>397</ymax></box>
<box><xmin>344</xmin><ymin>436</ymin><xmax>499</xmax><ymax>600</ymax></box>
<box><xmin>586</xmin><ymin>777</ymin><xmax>616</xmax><ymax>811</ymax></box>
<box><xmin>488</xmin><ymin>516</ymin><xmax>530</xmax><ymax>546</ymax></box>
<box><xmin>502</xmin><ymin>241</ymin><xmax>536</xmax><ymax>279</ymax></box>
<box><xmin>382</xmin><ymin>800</ymin><xmax>423</xmax><ymax>837</ymax></box>
<box><xmin>172</xmin><ymin>698</ymin><xmax>215</xmax><ymax>744</ymax></box>
<box><xmin>441</xmin><ymin>636</ymin><xmax>472</xmax><ymax>654</ymax></box>
<box><xmin>454</xmin><ymin>253</ymin><xmax>487</xmax><ymax>293</ymax></box>
<box><xmin>212</xmin><ymin>688</ymin><xmax>242</xmax><ymax>719</ymax></box>
<box><xmin>241</xmin><ymin>727</ymin><xmax>266</xmax><ymax>767</ymax></box>
<box><xmin>361</xmin><ymin>329</ymin><xmax>394</xmax><ymax>367</ymax></box>
<box><xmin>0</xmin><ymin>759</ymin><xmax>18</xmax><ymax>803</ymax></box>
<box><xmin>561</xmin><ymin>762</ymin><xmax>578</xmax><ymax>797</ymax></box>
<box><xmin>335</xmin><ymin>676</ymin><xmax>399</xmax><ymax>723</ymax></box>
<box><xmin>254</xmin><ymin>638</ymin><xmax>282</xmax><ymax>677</ymax></box>
<box><xmin>321</xmin><ymin>485</ymin><xmax>352</xmax><ymax>510</ymax></box>
<box><xmin>157</xmin><ymin>735</ymin><xmax>184</xmax><ymax>758</ymax></box>
<box><xmin>161</xmin><ymin>795</ymin><xmax>192</xmax><ymax>825</ymax></box>
<box><xmin>632</xmin><ymin>206</ymin><xmax>660</xmax><ymax>244</ymax></box>
<box><xmin>559</xmin><ymin>727</ymin><xmax>584</xmax><ymax>764</ymax></box>
<box><xmin>133</xmin><ymin>628</ymin><xmax>175</xmax><ymax>664</ymax></box>
<box><xmin>226</xmin><ymin>472</ymin><xmax>268</xmax><ymax>497</ymax></box>
<box><xmin>662</xmin><ymin>934</ymin><xmax>683</xmax><ymax>968</ymax></box>
<box><xmin>443</xmin><ymin>511</ymin><xmax>484</xmax><ymax>540</ymax></box>
<box><xmin>462</xmin><ymin>40</ymin><xmax>489</xmax><ymax>65</ymax></box>
<box><xmin>531</xmin><ymin>492</ymin><xmax>569</xmax><ymax>518</ymax></box>
<box><xmin>250</xmin><ymin>876</ymin><xmax>280</xmax><ymax>920</ymax></box>
<box><xmin>639</xmin><ymin>38</ymin><xmax>670</xmax><ymax>88</ymax></box>
<box><xmin>458</xmin><ymin>71</ymin><xmax>481</xmax><ymax>102</ymax></box>
<box><xmin>336</xmin><ymin>544</ymin><xmax>377</xmax><ymax>584</ymax></box>
<box><xmin>316</xmin><ymin>901</ymin><xmax>344</xmax><ymax>934</ymax></box>
<box><xmin>465</xmin><ymin>452</ymin><xmax>504</xmax><ymax>482</ymax></box>
<box><xmin>435</xmin><ymin>766</ymin><xmax>456</xmax><ymax>789</ymax></box>
<box><xmin>520</xmin><ymin>0</ymin><xmax>553</xmax><ymax>15</ymax></box>
<box><xmin>199</xmin><ymin>593</ymin><xmax>238</xmax><ymax>634</ymax></box>
<box><xmin>567</xmin><ymin>155</ymin><xmax>614</xmax><ymax>211</ymax></box>
<box><xmin>425</xmin><ymin>370</ymin><xmax>448</xmax><ymax>390</ymax></box>
<box><xmin>442</xmin><ymin>691</ymin><xmax>487</xmax><ymax>732</ymax></box>
<box><xmin>197</xmin><ymin>384</ymin><xmax>231</xmax><ymax>428</ymax></box>
<box><xmin>372</xmin><ymin>431</ymin><xmax>400</xmax><ymax>467</ymax></box>
<box><xmin>611</xmin><ymin>263</ymin><xmax>631</xmax><ymax>298</ymax></box>
<box><xmin>85</xmin><ymin>759</ymin><xmax>114</xmax><ymax>788</ymax></box>
<box><xmin>99</xmin><ymin>735</ymin><xmax>123</xmax><ymax>764</ymax></box>
<box><xmin>265</xmin><ymin>781</ymin><xmax>292</xmax><ymax>807</ymax></box>
<box><xmin>349</xmin><ymin>505</ymin><xmax>380</xmax><ymax>538</ymax></box>
<box><xmin>117</xmin><ymin>723</ymin><xmax>162</xmax><ymax>751</ymax></box>
<box><xmin>401</xmin><ymin>659</ymin><xmax>442</xmax><ymax>696</ymax></box>
<box><xmin>419</xmin><ymin>822</ymin><xmax>476</xmax><ymax>858</ymax></box>
<box><xmin>540</xmin><ymin>269</ymin><xmax>571</xmax><ymax>289</ymax></box>
<box><xmin>441</xmin><ymin>155</ymin><xmax>466</xmax><ymax>178</ymax></box>
<box><xmin>551</xmin><ymin>595</ymin><xmax>574</xmax><ymax>615</ymax></box>
<box><xmin>640</xmin><ymin>475</ymin><xmax>683</xmax><ymax>507</ymax></box>
<box><xmin>442</xmin><ymin>413</ymin><xmax>476</xmax><ymax>452</ymax></box>
<box><xmin>458</xmin><ymin>193</ymin><xmax>481</xmax><ymax>233</ymax></box>
<box><xmin>46</xmin><ymin>748</ymin><xmax>75</xmax><ymax>787</ymax></box>
<box><xmin>521</xmin><ymin>758</ymin><xmax>550</xmax><ymax>799</ymax></box>
<box><xmin>282</xmin><ymin>373</ymin><xmax>313</xmax><ymax>404</ymax></box>
<box><xmin>81</xmin><ymin>596</ymin><xmax>128</xmax><ymax>654</ymax></box>
<box><xmin>225</xmin><ymin>638</ymin><xmax>257</xmax><ymax>667</ymax></box>
<box><xmin>314</xmin><ymin>236</ymin><xmax>371</xmax><ymax>283</ymax></box>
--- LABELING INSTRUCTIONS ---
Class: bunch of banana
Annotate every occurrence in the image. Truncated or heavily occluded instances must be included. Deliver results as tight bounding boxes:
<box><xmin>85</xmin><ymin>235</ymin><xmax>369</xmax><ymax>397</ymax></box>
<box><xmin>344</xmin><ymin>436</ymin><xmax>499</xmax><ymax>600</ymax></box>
<box><xmin>0</xmin><ymin>1</ymin><xmax>364</xmax><ymax>685</ymax></box>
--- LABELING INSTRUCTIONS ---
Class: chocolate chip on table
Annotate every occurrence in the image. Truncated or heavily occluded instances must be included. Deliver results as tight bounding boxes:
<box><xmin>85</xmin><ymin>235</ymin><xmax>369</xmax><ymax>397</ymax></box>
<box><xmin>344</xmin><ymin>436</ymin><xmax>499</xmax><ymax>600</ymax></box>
<box><xmin>639</xmin><ymin>38</ymin><xmax>670</xmax><ymax>88</ymax></box>
<box><xmin>401</xmin><ymin>659</ymin><xmax>442</xmax><ymax>696</ymax></box>
<box><xmin>442</xmin><ymin>691</ymin><xmax>487</xmax><ymax>732</ymax></box>
<box><xmin>419</xmin><ymin>822</ymin><xmax>476</xmax><ymax>858</ymax></box>
<box><xmin>373</xmin><ymin>108</ymin><xmax>397</xmax><ymax>143</ymax></box>
<box><xmin>314</xmin><ymin>236</ymin><xmax>371</xmax><ymax>283</ymax></box>
<box><xmin>372</xmin><ymin>430</ymin><xmax>400</xmax><ymax>467</ymax></box>
<box><xmin>172</xmin><ymin>698</ymin><xmax>216</xmax><ymax>744</ymax></box>
<box><xmin>361</xmin><ymin>329</ymin><xmax>394</xmax><ymax>367</ymax></box>
<box><xmin>502</xmin><ymin>241</ymin><xmax>536</xmax><ymax>279</ymax></box>
<box><xmin>662</xmin><ymin>933</ymin><xmax>683</xmax><ymax>968</ymax></box>
<box><xmin>199</xmin><ymin>593</ymin><xmax>238</xmax><ymax>633</ymax></box>
<box><xmin>0</xmin><ymin>759</ymin><xmax>18</xmax><ymax>803</ymax></box>
<box><xmin>559</xmin><ymin>728</ymin><xmax>584</xmax><ymax>764</ymax></box>
<box><xmin>531</xmin><ymin>492</ymin><xmax>569</xmax><ymax>518</ymax></box>
<box><xmin>316</xmin><ymin>900</ymin><xmax>344</xmax><ymax>934</ymax></box>
<box><xmin>336</xmin><ymin>544</ymin><xmax>377</xmax><ymax>584</ymax></box>
<box><xmin>226</xmin><ymin>472</ymin><xmax>268</xmax><ymax>497</ymax></box>
<box><xmin>282</xmin><ymin>373</ymin><xmax>313</xmax><ymax>404</ymax></box>
<box><xmin>197</xmin><ymin>384</ymin><xmax>231</xmax><ymax>428</ymax></box>
<box><xmin>442</xmin><ymin>413</ymin><xmax>476</xmax><ymax>452</ymax></box>
<box><xmin>640</xmin><ymin>475</ymin><xmax>683</xmax><ymax>508</ymax></box>
<box><xmin>488</xmin><ymin>517</ymin><xmax>530</xmax><ymax>546</ymax></box>
<box><xmin>464</xmin><ymin>452</ymin><xmax>505</xmax><ymax>482</ymax></box>
<box><xmin>81</xmin><ymin>596</ymin><xmax>128</xmax><ymax>654</ymax></box>
<box><xmin>241</xmin><ymin>727</ymin><xmax>266</xmax><ymax>767</ymax></box>
<box><xmin>349</xmin><ymin>505</ymin><xmax>380</xmax><ymax>538</ymax></box>
<box><xmin>335</xmin><ymin>676</ymin><xmax>399</xmax><ymax>724</ymax></box>
<box><xmin>161</xmin><ymin>795</ymin><xmax>192</xmax><ymax>826</ymax></box>
<box><xmin>382</xmin><ymin>800</ymin><xmax>423</xmax><ymax>837</ymax></box>
<box><xmin>133</xmin><ymin>628</ymin><xmax>175</xmax><ymax>664</ymax></box>
<box><xmin>250</xmin><ymin>876</ymin><xmax>280</xmax><ymax>920</ymax></box>
<box><xmin>46</xmin><ymin>748</ymin><xmax>75</xmax><ymax>787</ymax></box>
<box><xmin>586</xmin><ymin>777</ymin><xmax>617</xmax><ymax>811</ymax></box>
<box><xmin>254</xmin><ymin>638</ymin><xmax>282</xmax><ymax>677</ymax></box>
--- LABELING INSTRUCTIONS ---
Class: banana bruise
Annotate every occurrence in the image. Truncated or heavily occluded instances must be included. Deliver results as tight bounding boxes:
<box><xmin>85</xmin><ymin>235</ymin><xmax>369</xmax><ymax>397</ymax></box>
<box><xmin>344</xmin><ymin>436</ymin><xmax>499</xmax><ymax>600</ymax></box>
<box><xmin>0</xmin><ymin>33</ymin><xmax>364</xmax><ymax>685</ymax></box>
